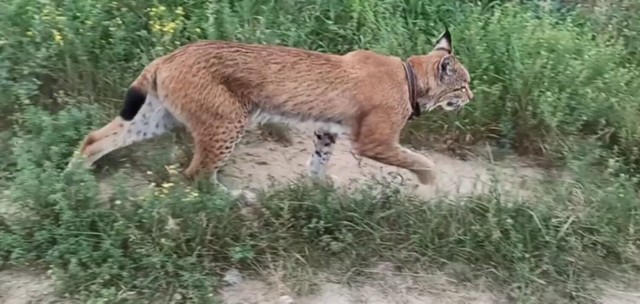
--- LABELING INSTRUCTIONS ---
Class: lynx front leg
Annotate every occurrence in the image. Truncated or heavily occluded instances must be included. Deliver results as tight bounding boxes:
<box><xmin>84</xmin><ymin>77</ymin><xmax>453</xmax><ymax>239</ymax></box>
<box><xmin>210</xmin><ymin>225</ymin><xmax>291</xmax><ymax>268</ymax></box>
<box><xmin>357</xmin><ymin>144</ymin><xmax>436</xmax><ymax>185</ymax></box>
<box><xmin>308</xmin><ymin>129</ymin><xmax>338</xmax><ymax>180</ymax></box>
<box><xmin>352</xmin><ymin>112</ymin><xmax>436</xmax><ymax>185</ymax></box>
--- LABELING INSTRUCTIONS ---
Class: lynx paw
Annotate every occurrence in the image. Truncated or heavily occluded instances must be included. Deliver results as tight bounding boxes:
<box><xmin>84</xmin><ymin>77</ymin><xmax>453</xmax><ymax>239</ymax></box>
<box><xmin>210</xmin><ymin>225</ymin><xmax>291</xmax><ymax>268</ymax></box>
<box><xmin>414</xmin><ymin>169</ymin><xmax>436</xmax><ymax>185</ymax></box>
<box><xmin>278</xmin><ymin>295</ymin><xmax>296</xmax><ymax>304</ymax></box>
<box><xmin>229</xmin><ymin>189</ymin><xmax>258</xmax><ymax>206</ymax></box>
<box><xmin>309</xmin><ymin>174</ymin><xmax>337</xmax><ymax>187</ymax></box>
<box><xmin>65</xmin><ymin>152</ymin><xmax>91</xmax><ymax>172</ymax></box>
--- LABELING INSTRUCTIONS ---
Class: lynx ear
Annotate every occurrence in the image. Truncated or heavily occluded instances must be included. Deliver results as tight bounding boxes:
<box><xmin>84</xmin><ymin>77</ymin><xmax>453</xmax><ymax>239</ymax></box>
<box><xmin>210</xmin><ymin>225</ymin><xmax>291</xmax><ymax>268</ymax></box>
<box><xmin>439</xmin><ymin>55</ymin><xmax>455</xmax><ymax>79</ymax></box>
<box><xmin>433</xmin><ymin>28</ymin><xmax>452</xmax><ymax>53</ymax></box>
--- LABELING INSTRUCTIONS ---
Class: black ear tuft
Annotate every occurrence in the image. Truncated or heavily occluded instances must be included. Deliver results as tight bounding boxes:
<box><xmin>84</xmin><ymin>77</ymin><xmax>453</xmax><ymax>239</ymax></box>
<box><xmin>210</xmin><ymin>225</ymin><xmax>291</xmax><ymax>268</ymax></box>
<box><xmin>442</xmin><ymin>26</ymin><xmax>452</xmax><ymax>45</ymax></box>
<box><xmin>433</xmin><ymin>27</ymin><xmax>453</xmax><ymax>53</ymax></box>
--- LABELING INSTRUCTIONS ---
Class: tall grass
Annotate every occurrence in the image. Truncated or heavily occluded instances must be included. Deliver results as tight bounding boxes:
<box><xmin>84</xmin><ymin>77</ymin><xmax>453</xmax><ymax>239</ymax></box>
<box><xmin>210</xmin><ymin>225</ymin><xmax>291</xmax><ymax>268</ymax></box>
<box><xmin>1</xmin><ymin>106</ymin><xmax>640</xmax><ymax>303</ymax></box>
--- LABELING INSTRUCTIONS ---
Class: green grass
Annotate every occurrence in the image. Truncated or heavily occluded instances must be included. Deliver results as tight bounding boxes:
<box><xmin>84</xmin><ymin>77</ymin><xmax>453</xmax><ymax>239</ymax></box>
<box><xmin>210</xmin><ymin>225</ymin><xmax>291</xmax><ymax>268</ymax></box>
<box><xmin>1</xmin><ymin>105</ymin><xmax>639</xmax><ymax>303</ymax></box>
<box><xmin>1</xmin><ymin>0</ymin><xmax>640</xmax><ymax>302</ymax></box>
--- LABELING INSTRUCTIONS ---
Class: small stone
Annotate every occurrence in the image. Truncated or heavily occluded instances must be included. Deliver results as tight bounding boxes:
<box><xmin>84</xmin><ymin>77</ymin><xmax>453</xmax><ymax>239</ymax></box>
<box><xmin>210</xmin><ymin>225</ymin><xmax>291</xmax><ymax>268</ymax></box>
<box><xmin>277</xmin><ymin>295</ymin><xmax>295</xmax><ymax>304</ymax></box>
<box><xmin>372</xmin><ymin>261</ymin><xmax>395</xmax><ymax>273</ymax></box>
<box><xmin>172</xmin><ymin>293</ymin><xmax>183</xmax><ymax>302</ymax></box>
<box><xmin>222</xmin><ymin>268</ymin><xmax>244</xmax><ymax>286</ymax></box>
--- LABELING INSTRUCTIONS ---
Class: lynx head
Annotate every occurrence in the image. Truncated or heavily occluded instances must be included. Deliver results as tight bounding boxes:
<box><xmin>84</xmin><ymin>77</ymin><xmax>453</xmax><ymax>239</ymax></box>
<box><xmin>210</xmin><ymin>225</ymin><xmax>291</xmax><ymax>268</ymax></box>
<box><xmin>413</xmin><ymin>28</ymin><xmax>473</xmax><ymax>112</ymax></box>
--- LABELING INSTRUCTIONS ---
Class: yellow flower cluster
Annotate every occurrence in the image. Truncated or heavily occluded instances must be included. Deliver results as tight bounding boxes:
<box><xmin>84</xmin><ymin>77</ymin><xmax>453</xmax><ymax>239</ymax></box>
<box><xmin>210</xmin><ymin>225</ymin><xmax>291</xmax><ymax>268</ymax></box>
<box><xmin>150</xmin><ymin>180</ymin><xmax>175</xmax><ymax>197</ymax></box>
<box><xmin>148</xmin><ymin>5</ymin><xmax>185</xmax><ymax>36</ymax></box>
<box><xmin>183</xmin><ymin>186</ymin><xmax>200</xmax><ymax>202</ymax></box>
<box><xmin>145</xmin><ymin>164</ymin><xmax>200</xmax><ymax>202</ymax></box>
<box><xmin>34</xmin><ymin>5</ymin><xmax>66</xmax><ymax>45</ymax></box>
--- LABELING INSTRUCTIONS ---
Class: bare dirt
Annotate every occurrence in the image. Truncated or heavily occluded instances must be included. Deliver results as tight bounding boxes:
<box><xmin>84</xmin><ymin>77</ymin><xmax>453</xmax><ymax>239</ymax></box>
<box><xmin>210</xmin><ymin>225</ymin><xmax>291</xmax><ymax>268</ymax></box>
<box><xmin>220</xmin><ymin>127</ymin><xmax>544</xmax><ymax>200</ymax></box>
<box><xmin>0</xmin><ymin>270</ymin><xmax>59</xmax><ymax>304</ymax></box>
<box><xmin>1</xmin><ymin>126</ymin><xmax>639</xmax><ymax>304</ymax></box>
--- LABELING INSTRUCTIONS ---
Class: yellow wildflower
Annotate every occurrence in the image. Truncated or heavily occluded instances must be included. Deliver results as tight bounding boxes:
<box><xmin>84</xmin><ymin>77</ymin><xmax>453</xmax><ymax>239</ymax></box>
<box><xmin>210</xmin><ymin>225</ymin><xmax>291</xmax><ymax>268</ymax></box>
<box><xmin>52</xmin><ymin>29</ymin><xmax>63</xmax><ymax>45</ymax></box>
<box><xmin>151</xmin><ymin>22</ymin><xmax>162</xmax><ymax>33</ymax></box>
<box><xmin>162</xmin><ymin>21</ymin><xmax>177</xmax><ymax>34</ymax></box>
<box><xmin>165</xmin><ymin>164</ymin><xmax>180</xmax><ymax>175</ymax></box>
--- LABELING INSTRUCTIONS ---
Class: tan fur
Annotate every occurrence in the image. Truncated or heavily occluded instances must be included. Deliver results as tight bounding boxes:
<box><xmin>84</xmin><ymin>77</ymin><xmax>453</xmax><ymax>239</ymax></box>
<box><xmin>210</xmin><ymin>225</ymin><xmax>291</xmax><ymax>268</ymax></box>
<box><xmin>68</xmin><ymin>30</ymin><xmax>473</xmax><ymax>188</ymax></box>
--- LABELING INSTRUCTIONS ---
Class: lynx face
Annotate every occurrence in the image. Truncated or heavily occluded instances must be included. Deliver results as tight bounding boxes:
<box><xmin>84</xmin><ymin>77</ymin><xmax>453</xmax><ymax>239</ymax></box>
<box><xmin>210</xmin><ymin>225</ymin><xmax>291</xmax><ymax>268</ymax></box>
<box><xmin>429</xmin><ymin>57</ymin><xmax>473</xmax><ymax>111</ymax></box>
<box><xmin>418</xmin><ymin>30</ymin><xmax>474</xmax><ymax>112</ymax></box>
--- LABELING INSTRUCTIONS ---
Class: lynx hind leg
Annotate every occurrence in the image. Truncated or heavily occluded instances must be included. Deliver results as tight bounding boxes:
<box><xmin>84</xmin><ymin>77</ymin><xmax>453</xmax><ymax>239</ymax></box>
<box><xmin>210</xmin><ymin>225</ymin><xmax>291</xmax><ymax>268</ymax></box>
<box><xmin>182</xmin><ymin>116</ymin><xmax>258</xmax><ymax>205</ymax></box>
<box><xmin>68</xmin><ymin>95</ymin><xmax>181</xmax><ymax>168</ymax></box>
<box><xmin>308</xmin><ymin>129</ymin><xmax>338</xmax><ymax>181</ymax></box>
<box><xmin>181</xmin><ymin>97</ymin><xmax>249</xmax><ymax>189</ymax></box>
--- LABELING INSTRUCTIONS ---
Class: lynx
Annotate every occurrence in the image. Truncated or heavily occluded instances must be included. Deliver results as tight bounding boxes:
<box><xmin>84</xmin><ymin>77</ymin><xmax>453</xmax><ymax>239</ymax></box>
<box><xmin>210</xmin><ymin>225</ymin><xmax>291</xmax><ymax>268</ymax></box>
<box><xmin>67</xmin><ymin>29</ymin><xmax>473</xmax><ymax>191</ymax></box>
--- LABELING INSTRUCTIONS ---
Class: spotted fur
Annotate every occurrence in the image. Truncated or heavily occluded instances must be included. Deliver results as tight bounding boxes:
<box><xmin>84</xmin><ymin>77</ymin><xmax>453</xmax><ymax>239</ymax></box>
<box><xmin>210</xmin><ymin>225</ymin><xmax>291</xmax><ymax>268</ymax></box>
<box><xmin>68</xmin><ymin>29</ymin><xmax>473</xmax><ymax>188</ymax></box>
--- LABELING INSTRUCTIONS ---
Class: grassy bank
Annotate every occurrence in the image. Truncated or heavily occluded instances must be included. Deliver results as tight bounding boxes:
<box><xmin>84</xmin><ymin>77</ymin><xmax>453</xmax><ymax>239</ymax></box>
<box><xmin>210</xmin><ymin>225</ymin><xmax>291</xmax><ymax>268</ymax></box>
<box><xmin>1</xmin><ymin>106</ymin><xmax>640</xmax><ymax>303</ymax></box>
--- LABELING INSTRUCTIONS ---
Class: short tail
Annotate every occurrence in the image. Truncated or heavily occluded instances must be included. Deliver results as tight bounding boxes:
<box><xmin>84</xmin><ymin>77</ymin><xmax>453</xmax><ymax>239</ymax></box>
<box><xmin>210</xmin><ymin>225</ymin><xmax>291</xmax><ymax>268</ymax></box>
<box><xmin>119</xmin><ymin>63</ymin><xmax>158</xmax><ymax>121</ymax></box>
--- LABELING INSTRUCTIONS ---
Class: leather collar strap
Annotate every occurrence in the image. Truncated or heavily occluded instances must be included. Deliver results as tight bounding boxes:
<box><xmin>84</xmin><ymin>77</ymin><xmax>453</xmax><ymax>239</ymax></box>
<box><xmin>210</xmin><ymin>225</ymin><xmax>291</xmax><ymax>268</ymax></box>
<box><xmin>402</xmin><ymin>61</ymin><xmax>421</xmax><ymax>120</ymax></box>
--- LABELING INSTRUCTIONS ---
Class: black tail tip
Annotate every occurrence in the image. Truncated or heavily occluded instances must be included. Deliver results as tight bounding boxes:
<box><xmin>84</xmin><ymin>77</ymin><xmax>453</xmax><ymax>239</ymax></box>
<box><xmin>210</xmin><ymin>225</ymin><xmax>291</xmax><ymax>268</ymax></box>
<box><xmin>119</xmin><ymin>87</ymin><xmax>146</xmax><ymax>121</ymax></box>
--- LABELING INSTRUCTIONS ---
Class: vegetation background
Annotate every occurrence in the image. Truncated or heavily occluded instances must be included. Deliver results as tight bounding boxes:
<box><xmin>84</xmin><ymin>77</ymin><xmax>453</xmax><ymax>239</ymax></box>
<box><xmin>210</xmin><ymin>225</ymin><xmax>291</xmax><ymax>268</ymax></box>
<box><xmin>1</xmin><ymin>0</ymin><xmax>639</xmax><ymax>303</ymax></box>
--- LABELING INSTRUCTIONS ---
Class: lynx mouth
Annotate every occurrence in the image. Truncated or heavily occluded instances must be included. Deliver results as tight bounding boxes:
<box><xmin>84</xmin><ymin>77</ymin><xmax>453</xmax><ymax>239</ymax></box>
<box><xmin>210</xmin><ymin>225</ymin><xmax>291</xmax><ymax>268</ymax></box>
<box><xmin>446</xmin><ymin>100</ymin><xmax>460</xmax><ymax>108</ymax></box>
<box><xmin>444</xmin><ymin>101</ymin><xmax>462</xmax><ymax>110</ymax></box>
<box><xmin>422</xmin><ymin>100</ymin><xmax>464</xmax><ymax>112</ymax></box>
<box><xmin>423</xmin><ymin>99</ymin><xmax>440</xmax><ymax>112</ymax></box>
<box><xmin>424</xmin><ymin>100</ymin><xmax>460</xmax><ymax>112</ymax></box>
